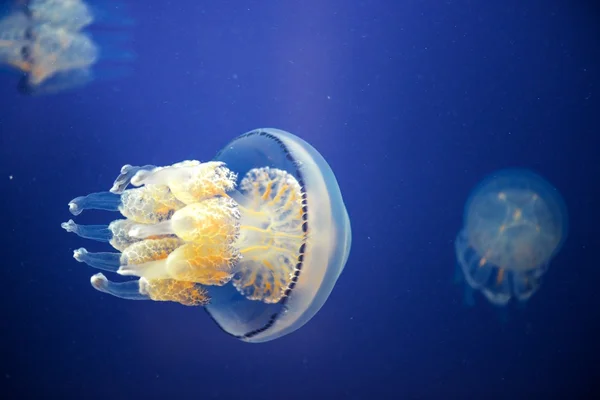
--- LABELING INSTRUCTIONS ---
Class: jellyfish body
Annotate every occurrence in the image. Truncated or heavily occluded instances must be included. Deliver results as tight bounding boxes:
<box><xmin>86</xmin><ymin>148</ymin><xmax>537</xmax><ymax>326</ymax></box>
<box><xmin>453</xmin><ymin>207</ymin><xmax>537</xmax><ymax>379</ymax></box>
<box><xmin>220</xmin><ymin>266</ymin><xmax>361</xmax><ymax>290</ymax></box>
<box><xmin>62</xmin><ymin>128</ymin><xmax>352</xmax><ymax>342</ymax></box>
<box><xmin>454</xmin><ymin>169</ymin><xmax>568</xmax><ymax>306</ymax></box>
<box><xmin>0</xmin><ymin>0</ymin><xmax>133</xmax><ymax>94</ymax></box>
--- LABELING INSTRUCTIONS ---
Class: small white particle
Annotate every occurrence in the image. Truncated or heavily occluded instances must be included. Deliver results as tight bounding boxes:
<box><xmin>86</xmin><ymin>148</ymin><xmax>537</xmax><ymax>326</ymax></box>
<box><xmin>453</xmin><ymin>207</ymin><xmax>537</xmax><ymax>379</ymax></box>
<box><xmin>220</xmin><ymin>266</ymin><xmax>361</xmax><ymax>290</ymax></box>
<box><xmin>8</xmin><ymin>175</ymin><xmax>13</xmax><ymax>180</ymax></box>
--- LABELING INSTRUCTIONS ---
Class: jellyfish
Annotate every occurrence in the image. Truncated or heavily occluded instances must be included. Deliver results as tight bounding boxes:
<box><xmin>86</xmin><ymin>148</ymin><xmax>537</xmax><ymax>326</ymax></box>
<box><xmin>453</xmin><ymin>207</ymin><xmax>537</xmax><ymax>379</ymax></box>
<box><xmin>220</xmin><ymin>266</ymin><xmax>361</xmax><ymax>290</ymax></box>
<box><xmin>0</xmin><ymin>11</ymin><xmax>29</xmax><ymax>69</ymax></box>
<box><xmin>0</xmin><ymin>0</ymin><xmax>133</xmax><ymax>94</ymax></box>
<box><xmin>61</xmin><ymin>128</ymin><xmax>352</xmax><ymax>342</ymax></box>
<box><xmin>454</xmin><ymin>168</ymin><xmax>568</xmax><ymax>306</ymax></box>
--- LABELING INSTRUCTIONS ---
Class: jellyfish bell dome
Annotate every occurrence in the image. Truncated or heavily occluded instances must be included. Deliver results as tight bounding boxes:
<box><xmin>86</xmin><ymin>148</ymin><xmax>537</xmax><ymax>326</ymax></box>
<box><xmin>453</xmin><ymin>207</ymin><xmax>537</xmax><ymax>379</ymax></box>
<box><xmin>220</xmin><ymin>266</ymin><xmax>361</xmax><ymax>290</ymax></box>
<box><xmin>463</xmin><ymin>168</ymin><xmax>569</xmax><ymax>261</ymax></box>
<box><xmin>206</xmin><ymin>128</ymin><xmax>352</xmax><ymax>342</ymax></box>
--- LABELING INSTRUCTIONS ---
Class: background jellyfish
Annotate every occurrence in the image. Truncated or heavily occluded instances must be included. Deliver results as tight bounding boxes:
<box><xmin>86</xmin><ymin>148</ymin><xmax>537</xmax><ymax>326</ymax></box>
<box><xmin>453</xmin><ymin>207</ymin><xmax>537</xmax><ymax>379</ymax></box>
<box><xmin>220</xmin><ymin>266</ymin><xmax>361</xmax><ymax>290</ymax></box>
<box><xmin>454</xmin><ymin>168</ymin><xmax>568</xmax><ymax>307</ymax></box>
<box><xmin>0</xmin><ymin>0</ymin><xmax>133</xmax><ymax>94</ymax></box>
<box><xmin>61</xmin><ymin>128</ymin><xmax>352</xmax><ymax>342</ymax></box>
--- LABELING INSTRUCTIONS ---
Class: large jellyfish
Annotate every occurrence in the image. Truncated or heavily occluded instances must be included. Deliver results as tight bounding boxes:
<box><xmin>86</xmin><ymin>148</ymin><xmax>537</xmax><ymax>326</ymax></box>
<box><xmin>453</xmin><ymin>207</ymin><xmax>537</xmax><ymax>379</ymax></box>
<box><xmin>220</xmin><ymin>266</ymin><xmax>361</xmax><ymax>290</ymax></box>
<box><xmin>454</xmin><ymin>169</ymin><xmax>568</xmax><ymax>306</ymax></box>
<box><xmin>62</xmin><ymin>128</ymin><xmax>352</xmax><ymax>342</ymax></box>
<box><xmin>0</xmin><ymin>0</ymin><xmax>133</xmax><ymax>94</ymax></box>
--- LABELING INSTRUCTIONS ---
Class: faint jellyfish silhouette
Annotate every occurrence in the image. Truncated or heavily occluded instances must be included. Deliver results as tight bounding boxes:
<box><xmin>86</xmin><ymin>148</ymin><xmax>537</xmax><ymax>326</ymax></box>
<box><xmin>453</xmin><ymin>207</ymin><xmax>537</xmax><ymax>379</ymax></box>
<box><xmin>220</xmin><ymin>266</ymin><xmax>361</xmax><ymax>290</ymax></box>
<box><xmin>17</xmin><ymin>24</ymin><xmax>99</xmax><ymax>94</ymax></box>
<box><xmin>0</xmin><ymin>11</ymin><xmax>29</xmax><ymax>70</ymax></box>
<box><xmin>61</xmin><ymin>128</ymin><xmax>352</xmax><ymax>343</ymax></box>
<box><xmin>0</xmin><ymin>0</ymin><xmax>133</xmax><ymax>95</ymax></box>
<box><xmin>29</xmin><ymin>0</ymin><xmax>135</xmax><ymax>28</ymax></box>
<box><xmin>28</xmin><ymin>0</ymin><xmax>94</xmax><ymax>30</ymax></box>
<box><xmin>454</xmin><ymin>169</ymin><xmax>568</xmax><ymax>306</ymax></box>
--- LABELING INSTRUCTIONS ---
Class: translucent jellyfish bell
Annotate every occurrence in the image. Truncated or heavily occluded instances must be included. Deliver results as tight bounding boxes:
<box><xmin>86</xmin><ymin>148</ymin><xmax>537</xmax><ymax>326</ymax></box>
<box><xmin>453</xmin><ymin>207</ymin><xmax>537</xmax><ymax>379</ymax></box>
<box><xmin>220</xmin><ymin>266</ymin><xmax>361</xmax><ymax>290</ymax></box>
<box><xmin>454</xmin><ymin>169</ymin><xmax>568</xmax><ymax>306</ymax></box>
<box><xmin>62</xmin><ymin>128</ymin><xmax>352</xmax><ymax>343</ymax></box>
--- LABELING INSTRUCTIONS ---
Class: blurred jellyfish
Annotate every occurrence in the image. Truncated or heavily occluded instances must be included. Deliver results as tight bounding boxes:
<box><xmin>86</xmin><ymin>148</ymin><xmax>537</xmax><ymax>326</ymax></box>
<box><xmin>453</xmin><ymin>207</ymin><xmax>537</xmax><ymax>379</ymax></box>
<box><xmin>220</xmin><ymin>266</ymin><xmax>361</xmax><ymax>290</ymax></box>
<box><xmin>0</xmin><ymin>0</ymin><xmax>133</xmax><ymax>94</ymax></box>
<box><xmin>454</xmin><ymin>169</ymin><xmax>568</xmax><ymax>307</ymax></box>
<box><xmin>0</xmin><ymin>11</ymin><xmax>29</xmax><ymax>69</ymax></box>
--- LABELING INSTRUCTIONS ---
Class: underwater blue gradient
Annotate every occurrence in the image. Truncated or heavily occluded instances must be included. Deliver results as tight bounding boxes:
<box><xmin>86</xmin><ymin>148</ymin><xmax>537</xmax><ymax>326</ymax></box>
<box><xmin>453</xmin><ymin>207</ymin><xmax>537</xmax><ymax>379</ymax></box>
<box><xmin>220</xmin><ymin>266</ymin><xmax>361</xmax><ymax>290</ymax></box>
<box><xmin>1</xmin><ymin>0</ymin><xmax>599</xmax><ymax>398</ymax></box>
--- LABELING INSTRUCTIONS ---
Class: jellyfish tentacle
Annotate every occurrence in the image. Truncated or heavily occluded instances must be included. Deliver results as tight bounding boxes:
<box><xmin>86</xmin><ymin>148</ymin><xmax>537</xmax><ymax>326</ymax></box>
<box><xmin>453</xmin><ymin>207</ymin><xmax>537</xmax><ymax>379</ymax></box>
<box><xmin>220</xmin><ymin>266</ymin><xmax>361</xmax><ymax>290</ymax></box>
<box><xmin>90</xmin><ymin>273</ymin><xmax>151</xmax><ymax>300</ymax></box>
<box><xmin>62</xmin><ymin>218</ymin><xmax>141</xmax><ymax>251</ymax></box>
<box><xmin>511</xmin><ymin>269</ymin><xmax>541</xmax><ymax>302</ymax></box>
<box><xmin>61</xmin><ymin>219</ymin><xmax>111</xmax><ymax>242</ymax></box>
<box><xmin>68</xmin><ymin>191</ymin><xmax>120</xmax><ymax>215</ymax></box>
<box><xmin>73</xmin><ymin>248</ymin><xmax>121</xmax><ymax>273</ymax></box>
<box><xmin>90</xmin><ymin>273</ymin><xmax>210</xmax><ymax>306</ymax></box>
<box><xmin>110</xmin><ymin>164</ymin><xmax>156</xmax><ymax>194</ymax></box>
